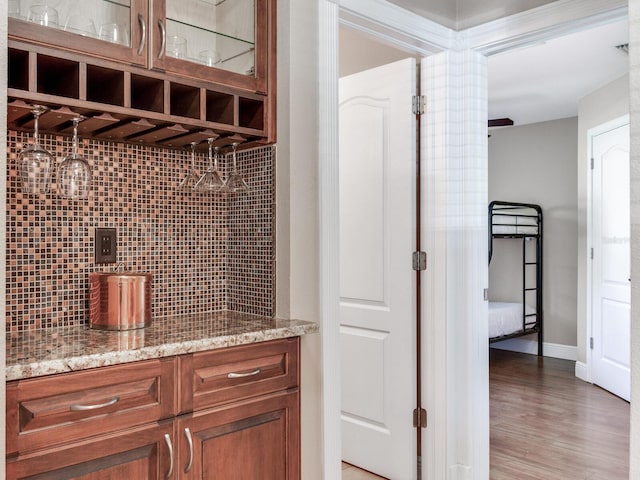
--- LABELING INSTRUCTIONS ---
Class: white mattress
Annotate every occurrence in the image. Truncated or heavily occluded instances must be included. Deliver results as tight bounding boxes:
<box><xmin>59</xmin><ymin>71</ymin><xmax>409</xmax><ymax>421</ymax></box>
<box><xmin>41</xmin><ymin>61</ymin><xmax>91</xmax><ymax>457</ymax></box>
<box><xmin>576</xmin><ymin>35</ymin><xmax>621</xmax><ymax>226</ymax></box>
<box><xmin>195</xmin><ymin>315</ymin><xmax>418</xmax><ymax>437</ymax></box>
<box><xmin>489</xmin><ymin>302</ymin><xmax>536</xmax><ymax>338</ymax></box>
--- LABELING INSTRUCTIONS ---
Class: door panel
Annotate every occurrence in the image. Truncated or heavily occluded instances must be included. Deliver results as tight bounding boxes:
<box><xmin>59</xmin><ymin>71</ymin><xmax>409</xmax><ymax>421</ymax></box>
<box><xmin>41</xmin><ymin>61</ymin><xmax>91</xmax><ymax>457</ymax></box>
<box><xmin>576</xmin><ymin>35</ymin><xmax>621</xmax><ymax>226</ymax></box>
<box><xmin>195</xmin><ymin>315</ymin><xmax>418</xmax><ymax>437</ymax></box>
<box><xmin>339</xmin><ymin>57</ymin><xmax>416</xmax><ymax>480</ymax></box>
<box><xmin>592</xmin><ymin>120</ymin><xmax>630</xmax><ymax>401</ymax></box>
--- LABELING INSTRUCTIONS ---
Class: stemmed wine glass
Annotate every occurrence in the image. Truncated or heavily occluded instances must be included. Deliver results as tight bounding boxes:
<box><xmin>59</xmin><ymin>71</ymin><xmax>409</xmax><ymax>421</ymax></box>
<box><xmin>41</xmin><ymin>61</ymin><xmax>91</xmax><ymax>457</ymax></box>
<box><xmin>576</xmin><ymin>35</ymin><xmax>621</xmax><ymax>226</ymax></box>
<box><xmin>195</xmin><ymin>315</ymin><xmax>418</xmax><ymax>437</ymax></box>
<box><xmin>177</xmin><ymin>142</ymin><xmax>200</xmax><ymax>192</ymax></box>
<box><xmin>19</xmin><ymin>105</ymin><xmax>54</xmax><ymax>195</ymax></box>
<box><xmin>57</xmin><ymin>116</ymin><xmax>92</xmax><ymax>199</ymax></box>
<box><xmin>223</xmin><ymin>143</ymin><xmax>249</xmax><ymax>193</ymax></box>
<box><xmin>195</xmin><ymin>138</ymin><xmax>224</xmax><ymax>192</ymax></box>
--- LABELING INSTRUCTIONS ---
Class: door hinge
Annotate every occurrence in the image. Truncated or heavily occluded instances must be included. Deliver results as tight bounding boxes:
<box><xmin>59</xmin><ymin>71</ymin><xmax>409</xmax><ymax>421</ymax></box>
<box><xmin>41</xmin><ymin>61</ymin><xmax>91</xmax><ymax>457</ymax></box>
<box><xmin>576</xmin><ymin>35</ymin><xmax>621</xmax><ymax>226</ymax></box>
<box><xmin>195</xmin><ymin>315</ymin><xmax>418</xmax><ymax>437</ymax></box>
<box><xmin>412</xmin><ymin>251</ymin><xmax>427</xmax><ymax>271</ymax></box>
<box><xmin>412</xmin><ymin>95</ymin><xmax>426</xmax><ymax>115</ymax></box>
<box><xmin>590</xmin><ymin>248</ymin><xmax>594</xmax><ymax>260</ymax></box>
<box><xmin>591</xmin><ymin>157</ymin><xmax>595</xmax><ymax>170</ymax></box>
<box><xmin>590</xmin><ymin>337</ymin><xmax>594</xmax><ymax>349</ymax></box>
<box><xmin>413</xmin><ymin>408</ymin><xmax>427</xmax><ymax>428</ymax></box>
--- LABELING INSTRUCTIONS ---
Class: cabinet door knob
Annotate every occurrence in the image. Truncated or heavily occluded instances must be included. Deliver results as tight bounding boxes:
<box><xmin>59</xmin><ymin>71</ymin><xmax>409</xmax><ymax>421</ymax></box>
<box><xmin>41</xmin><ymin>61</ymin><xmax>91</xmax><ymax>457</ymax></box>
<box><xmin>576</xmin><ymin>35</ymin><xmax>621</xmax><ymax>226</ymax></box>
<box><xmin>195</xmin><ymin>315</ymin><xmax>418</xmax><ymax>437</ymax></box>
<box><xmin>137</xmin><ymin>14</ymin><xmax>146</xmax><ymax>56</ymax></box>
<box><xmin>184</xmin><ymin>427</ymin><xmax>194</xmax><ymax>473</ymax></box>
<box><xmin>164</xmin><ymin>433</ymin><xmax>174</xmax><ymax>479</ymax></box>
<box><xmin>69</xmin><ymin>396</ymin><xmax>119</xmax><ymax>411</ymax></box>
<box><xmin>227</xmin><ymin>368</ymin><xmax>261</xmax><ymax>379</ymax></box>
<box><xmin>158</xmin><ymin>19</ymin><xmax>166</xmax><ymax>59</ymax></box>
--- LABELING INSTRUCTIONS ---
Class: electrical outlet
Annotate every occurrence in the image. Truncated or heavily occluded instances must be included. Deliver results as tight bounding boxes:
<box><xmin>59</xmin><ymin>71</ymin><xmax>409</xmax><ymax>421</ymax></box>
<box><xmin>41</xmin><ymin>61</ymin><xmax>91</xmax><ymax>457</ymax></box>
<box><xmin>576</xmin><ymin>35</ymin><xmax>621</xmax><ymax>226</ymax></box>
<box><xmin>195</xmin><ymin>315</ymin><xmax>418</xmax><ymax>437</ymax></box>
<box><xmin>95</xmin><ymin>228</ymin><xmax>117</xmax><ymax>264</ymax></box>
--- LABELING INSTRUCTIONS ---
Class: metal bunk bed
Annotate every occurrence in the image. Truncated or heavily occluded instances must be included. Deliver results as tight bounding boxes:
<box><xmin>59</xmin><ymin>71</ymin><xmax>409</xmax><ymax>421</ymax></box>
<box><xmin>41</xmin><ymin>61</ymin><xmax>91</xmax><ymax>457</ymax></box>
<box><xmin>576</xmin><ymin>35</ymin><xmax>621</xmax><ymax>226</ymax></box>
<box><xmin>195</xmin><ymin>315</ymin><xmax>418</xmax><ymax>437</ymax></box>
<box><xmin>488</xmin><ymin>201</ymin><xmax>543</xmax><ymax>356</ymax></box>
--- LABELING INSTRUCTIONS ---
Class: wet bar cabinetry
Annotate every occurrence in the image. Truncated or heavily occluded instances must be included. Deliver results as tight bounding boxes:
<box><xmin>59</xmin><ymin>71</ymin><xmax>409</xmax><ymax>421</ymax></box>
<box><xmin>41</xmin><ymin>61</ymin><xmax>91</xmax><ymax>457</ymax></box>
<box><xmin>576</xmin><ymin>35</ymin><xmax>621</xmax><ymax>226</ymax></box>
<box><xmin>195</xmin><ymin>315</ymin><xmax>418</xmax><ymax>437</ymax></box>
<box><xmin>6</xmin><ymin>337</ymin><xmax>300</xmax><ymax>479</ymax></box>
<box><xmin>8</xmin><ymin>0</ymin><xmax>275</xmax><ymax>146</ymax></box>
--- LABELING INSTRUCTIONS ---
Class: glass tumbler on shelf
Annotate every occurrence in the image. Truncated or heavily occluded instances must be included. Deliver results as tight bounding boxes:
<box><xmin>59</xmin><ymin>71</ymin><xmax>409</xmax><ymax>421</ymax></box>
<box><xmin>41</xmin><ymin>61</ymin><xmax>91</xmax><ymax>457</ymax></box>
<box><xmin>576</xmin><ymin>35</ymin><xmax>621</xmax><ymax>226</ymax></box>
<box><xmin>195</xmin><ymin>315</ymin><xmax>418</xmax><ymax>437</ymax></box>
<box><xmin>223</xmin><ymin>143</ymin><xmax>249</xmax><ymax>193</ymax></box>
<box><xmin>166</xmin><ymin>35</ymin><xmax>187</xmax><ymax>59</ymax></box>
<box><xmin>57</xmin><ymin>116</ymin><xmax>92</xmax><ymax>200</ymax></box>
<box><xmin>64</xmin><ymin>14</ymin><xmax>97</xmax><ymax>37</ymax></box>
<box><xmin>99</xmin><ymin>23</ymin><xmax>130</xmax><ymax>46</ymax></box>
<box><xmin>198</xmin><ymin>49</ymin><xmax>221</xmax><ymax>67</ymax></box>
<box><xmin>27</xmin><ymin>4</ymin><xmax>59</xmax><ymax>27</ymax></box>
<box><xmin>19</xmin><ymin>105</ymin><xmax>54</xmax><ymax>195</ymax></box>
<box><xmin>8</xmin><ymin>0</ymin><xmax>22</xmax><ymax>19</ymax></box>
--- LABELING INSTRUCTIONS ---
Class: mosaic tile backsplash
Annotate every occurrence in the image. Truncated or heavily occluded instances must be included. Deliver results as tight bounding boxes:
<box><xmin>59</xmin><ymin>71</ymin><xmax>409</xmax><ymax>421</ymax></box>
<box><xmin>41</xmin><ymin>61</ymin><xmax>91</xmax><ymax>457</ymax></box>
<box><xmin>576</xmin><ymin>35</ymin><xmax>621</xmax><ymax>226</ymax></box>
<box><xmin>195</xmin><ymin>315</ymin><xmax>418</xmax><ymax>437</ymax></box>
<box><xmin>6</xmin><ymin>130</ymin><xmax>275</xmax><ymax>332</ymax></box>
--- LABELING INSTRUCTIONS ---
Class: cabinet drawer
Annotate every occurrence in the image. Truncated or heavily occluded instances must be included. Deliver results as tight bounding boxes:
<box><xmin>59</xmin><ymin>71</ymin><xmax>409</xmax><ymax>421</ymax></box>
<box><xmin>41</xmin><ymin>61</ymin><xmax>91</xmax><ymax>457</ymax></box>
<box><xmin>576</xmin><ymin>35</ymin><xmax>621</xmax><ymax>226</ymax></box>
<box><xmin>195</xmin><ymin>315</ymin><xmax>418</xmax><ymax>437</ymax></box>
<box><xmin>7</xmin><ymin>357</ymin><xmax>175</xmax><ymax>456</ymax></box>
<box><xmin>179</xmin><ymin>337</ymin><xmax>299</xmax><ymax>413</ymax></box>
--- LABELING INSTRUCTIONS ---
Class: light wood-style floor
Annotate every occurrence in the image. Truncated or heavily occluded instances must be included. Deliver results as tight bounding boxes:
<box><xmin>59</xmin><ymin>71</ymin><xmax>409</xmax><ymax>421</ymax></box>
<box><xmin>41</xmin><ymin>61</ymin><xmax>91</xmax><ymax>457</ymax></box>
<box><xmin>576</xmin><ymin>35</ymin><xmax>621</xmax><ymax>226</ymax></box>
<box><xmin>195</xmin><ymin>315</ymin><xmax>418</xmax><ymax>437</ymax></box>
<box><xmin>343</xmin><ymin>349</ymin><xmax>630</xmax><ymax>480</ymax></box>
<box><xmin>490</xmin><ymin>348</ymin><xmax>630</xmax><ymax>479</ymax></box>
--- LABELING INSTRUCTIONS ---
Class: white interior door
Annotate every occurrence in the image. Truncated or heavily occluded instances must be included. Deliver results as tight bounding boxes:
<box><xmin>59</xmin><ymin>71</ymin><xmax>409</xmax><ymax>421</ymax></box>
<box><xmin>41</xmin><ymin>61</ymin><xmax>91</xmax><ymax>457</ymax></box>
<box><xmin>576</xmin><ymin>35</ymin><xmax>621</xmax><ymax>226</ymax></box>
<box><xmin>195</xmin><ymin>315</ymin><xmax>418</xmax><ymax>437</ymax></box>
<box><xmin>339</xmin><ymin>58</ymin><xmax>417</xmax><ymax>479</ymax></box>
<box><xmin>592</xmin><ymin>119</ymin><xmax>630</xmax><ymax>401</ymax></box>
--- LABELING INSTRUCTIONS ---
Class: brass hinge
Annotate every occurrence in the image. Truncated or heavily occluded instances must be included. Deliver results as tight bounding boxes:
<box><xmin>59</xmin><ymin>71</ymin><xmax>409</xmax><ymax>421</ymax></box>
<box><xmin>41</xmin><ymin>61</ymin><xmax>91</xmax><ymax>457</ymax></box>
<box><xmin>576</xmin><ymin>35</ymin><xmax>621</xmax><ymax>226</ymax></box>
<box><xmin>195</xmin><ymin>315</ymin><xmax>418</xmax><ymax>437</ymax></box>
<box><xmin>412</xmin><ymin>251</ymin><xmax>427</xmax><ymax>271</ymax></box>
<box><xmin>413</xmin><ymin>407</ymin><xmax>427</xmax><ymax>428</ymax></box>
<box><xmin>412</xmin><ymin>95</ymin><xmax>426</xmax><ymax>115</ymax></box>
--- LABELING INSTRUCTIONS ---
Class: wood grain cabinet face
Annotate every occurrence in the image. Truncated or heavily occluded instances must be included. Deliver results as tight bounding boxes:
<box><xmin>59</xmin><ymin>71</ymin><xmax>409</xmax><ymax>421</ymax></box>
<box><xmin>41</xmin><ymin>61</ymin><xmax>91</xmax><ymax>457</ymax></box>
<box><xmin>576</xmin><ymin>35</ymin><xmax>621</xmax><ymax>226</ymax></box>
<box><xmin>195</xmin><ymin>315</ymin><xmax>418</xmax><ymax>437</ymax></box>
<box><xmin>179</xmin><ymin>337</ymin><xmax>299</xmax><ymax>413</ymax></box>
<box><xmin>176</xmin><ymin>391</ymin><xmax>300</xmax><ymax>480</ymax></box>
<box><xmin>5</xmin><ymin>338</ymin><xmax>300</xmax><ymax>480</ymax></box>
<box><xmin>6</xmin><ymin>357</ymin><xmax>175</xmax><ymax>456</ymax></box>
<box><xmin>7</xmin><ymin>423</ymin><xmax>174</xmax><ymax>480</ymax></box>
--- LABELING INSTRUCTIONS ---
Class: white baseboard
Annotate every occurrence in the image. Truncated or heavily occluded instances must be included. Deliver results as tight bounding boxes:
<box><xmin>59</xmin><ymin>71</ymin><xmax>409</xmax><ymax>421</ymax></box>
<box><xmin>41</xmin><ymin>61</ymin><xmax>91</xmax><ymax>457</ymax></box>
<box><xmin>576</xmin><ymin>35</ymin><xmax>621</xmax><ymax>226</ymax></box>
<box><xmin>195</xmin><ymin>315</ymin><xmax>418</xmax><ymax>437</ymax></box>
<box><xmin>490</xmin><ymin>338</ymin><xmax>577</xmax><ymax>361</ymax></box>
<box><xmin>575</xmin><ymin>361</ymin><xmax>590</xmax><ymax>382</ymax></box>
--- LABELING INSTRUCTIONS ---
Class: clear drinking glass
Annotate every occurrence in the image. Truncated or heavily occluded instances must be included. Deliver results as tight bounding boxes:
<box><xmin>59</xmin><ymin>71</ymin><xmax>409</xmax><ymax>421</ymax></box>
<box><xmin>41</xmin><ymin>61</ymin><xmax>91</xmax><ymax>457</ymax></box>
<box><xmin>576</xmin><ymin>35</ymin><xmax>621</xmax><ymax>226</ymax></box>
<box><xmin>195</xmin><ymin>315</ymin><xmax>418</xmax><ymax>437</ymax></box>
<box><xmin>8</xmin><ymin>0</ymin><xmax>22</xmax><ymax>19</ymax></box>
<box><xmin>195</xmin><ymin>138</ymin><xmax>224</xmax><ymax>192</ymax></box>
<box><xmin>57</xmin><ymin>117</ymin><xmax>92</xmax><ymax>199</ymax></box>
<box><xmin>64</xmin><ymin>14</ymin><xmax>97</xmax><ymax>37</ymax></box>
<box><xmin>177</xmin><ymin>142</ymin><xmax>200</xmax><ymax>192</ymax></box>
<box><xmin>19</xmin><ymin>105</ymin><xmax>54</xmax><ymax>195</ymax></box>
<box><xmin>99</xmin><ymin>23</ymin><xmax>130</xmax><ymax>46</ymax></box>
<box><xmin>198</xmin><ymin>49</ymin><xmax>221</xmax><ymax>67</ymax></box>
<box><xmin>223</xmin><ymin>143</ymin><xmax>249</xmax><ymax>193</ymax></box>
<box><xmin>27</xmin><ymin>4</ymin><xmax>59</xmax><ymax>27</ymax></box>
<box><xmin>166</xmin><ymin>35</ymin><xmax>187</xmax><ymax>59</ymax></box>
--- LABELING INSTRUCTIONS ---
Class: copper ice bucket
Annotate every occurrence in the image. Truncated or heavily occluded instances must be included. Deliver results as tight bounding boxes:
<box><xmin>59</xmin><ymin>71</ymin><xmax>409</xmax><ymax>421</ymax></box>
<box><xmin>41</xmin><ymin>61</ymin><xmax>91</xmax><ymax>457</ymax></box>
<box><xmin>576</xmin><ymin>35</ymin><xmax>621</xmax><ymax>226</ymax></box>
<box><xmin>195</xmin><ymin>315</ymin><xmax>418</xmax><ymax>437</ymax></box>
<box><xmin>89</xmin><ymin>272</ymin><xmax>152</xmax><ymax>330</ymax></box>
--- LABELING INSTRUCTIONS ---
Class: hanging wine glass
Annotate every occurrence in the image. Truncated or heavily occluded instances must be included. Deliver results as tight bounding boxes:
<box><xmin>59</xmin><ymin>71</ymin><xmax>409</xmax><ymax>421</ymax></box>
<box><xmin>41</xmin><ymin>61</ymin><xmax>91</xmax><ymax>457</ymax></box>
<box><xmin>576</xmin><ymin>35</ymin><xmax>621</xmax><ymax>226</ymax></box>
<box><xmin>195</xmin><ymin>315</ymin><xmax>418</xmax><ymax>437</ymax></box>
<box><xmin>19</xmin><ymin>105</ymin><xmax>54</xmax><ymax>195</ymax></box>
<box><xmin>57</xmin><ymin>116</ymin><xmax>92</xmax><ymax>199</ymax></box>
<box><xmin>195</xmin><ymin>138</ymin><xmax>224</xmax><ymax>192</ymax></box>
<box><xmin>177</xmin><ymin>142</ymin><xmax>200</xmax><ymax>192</ymax></box>
<box><xmin>222</xmin><ymin>142</ymin><xmax>249</xmax><ymax>193</ymax></box>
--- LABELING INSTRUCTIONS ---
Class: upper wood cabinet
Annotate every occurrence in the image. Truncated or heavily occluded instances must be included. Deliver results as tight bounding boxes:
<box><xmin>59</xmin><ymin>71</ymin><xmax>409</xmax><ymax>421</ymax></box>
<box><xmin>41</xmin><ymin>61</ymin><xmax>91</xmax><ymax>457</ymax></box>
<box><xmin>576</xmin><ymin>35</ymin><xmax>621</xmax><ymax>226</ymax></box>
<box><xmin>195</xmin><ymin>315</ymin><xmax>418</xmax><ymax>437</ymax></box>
<box><xmin>8</xmin><ymin>0</ymin><xmax>273</xmax><ymax>95</ymax></box>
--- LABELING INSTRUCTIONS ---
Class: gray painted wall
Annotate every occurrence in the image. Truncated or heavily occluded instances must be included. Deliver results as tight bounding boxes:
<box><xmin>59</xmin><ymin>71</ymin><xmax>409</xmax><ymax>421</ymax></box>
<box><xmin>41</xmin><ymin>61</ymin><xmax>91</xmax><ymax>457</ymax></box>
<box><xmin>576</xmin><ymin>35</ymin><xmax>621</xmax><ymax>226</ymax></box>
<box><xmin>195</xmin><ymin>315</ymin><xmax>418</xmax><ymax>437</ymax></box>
<box><xmin>489</xmin><ymin>117</ymin><xmax>579</xmax><ymax>347</ymax></box>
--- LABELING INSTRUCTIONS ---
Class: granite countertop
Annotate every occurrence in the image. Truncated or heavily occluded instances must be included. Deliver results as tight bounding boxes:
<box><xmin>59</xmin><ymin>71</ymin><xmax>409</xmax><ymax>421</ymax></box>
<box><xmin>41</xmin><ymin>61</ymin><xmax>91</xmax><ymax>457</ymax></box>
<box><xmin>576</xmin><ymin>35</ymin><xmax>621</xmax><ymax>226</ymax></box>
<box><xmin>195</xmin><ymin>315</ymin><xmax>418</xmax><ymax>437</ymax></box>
<box><xmin>6</xmin><ymin>312</ymin><xmax>319</xmax><ymax>381</ymax></box>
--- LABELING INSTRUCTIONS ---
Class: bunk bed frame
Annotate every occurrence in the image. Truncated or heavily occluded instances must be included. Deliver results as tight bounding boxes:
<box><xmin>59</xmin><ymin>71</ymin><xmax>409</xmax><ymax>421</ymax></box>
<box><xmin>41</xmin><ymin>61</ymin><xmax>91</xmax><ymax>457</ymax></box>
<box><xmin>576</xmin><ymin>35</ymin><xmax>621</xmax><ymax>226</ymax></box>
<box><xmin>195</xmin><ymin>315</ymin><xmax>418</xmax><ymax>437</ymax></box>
<box><xmin>488</xmin><ymin>201</ymin><xmax>543</xmax><ymax>356</ymax></box>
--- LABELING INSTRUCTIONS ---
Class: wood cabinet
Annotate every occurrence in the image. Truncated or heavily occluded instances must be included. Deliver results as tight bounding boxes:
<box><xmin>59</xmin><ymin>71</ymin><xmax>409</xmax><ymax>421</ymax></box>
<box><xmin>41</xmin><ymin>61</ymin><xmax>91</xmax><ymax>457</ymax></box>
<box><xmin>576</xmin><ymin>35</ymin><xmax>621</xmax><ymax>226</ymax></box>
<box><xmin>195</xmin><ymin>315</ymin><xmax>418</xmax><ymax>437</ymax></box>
<box><xmin>6</xmin><ymin>338</ymin><xmax>300</xmax><ymax>480</ymax></box>
<box><xmin>7</xmin><ymin>0</ymin><xmax>276</xmax><ymax>144</ymax></box>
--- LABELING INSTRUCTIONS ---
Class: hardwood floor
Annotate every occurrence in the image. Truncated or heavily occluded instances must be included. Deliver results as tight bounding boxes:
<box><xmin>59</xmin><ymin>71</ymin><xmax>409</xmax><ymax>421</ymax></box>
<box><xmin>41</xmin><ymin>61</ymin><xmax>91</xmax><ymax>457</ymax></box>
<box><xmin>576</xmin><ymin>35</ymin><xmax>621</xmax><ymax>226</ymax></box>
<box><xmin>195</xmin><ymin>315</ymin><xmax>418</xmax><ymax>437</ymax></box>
<box><xmin>490</xmin><ymin>348</ymin><xmax>630</xmax><ymax>479</ymax></box>
<box><xmin>342</xmin><ymin>349</ymin><xmax>630</xmax><ymax>479</ymax></box>
<box><xmin>342</xmin><ymin>462</ymin><xmax>388</xmax><ymax>479</ymax></box>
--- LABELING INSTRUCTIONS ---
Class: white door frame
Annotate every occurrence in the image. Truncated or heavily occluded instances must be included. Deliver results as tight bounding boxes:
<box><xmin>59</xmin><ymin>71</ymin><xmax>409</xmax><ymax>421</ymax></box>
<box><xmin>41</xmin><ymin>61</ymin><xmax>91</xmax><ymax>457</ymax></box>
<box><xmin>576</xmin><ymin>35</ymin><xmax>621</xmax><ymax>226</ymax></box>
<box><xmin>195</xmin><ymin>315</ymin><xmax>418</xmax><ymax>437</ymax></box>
<box><xmin>318</xmin><ymin>1</ymin><xmax>628</xmax><ymax>478</ymax></box>
<box><xmin>586</xmin><ymin>114</ymin><xmax>631</xmax><ymax>383</ymax></box>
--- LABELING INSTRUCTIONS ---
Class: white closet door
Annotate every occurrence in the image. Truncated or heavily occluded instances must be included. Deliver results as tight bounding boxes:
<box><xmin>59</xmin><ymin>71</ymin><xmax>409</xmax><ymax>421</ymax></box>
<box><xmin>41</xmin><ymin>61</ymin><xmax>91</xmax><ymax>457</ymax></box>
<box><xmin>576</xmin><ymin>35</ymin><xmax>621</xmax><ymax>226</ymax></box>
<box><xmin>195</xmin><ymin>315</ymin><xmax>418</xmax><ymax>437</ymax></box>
<box><xmin>339</xmin><ymin>58</ymin><xmax>417</xmax><ymax>480</ymax></box>
<box><xmin>592</xmin><ymin>120</ymin><xmax>630</xmax><ymax>402</ymax></box>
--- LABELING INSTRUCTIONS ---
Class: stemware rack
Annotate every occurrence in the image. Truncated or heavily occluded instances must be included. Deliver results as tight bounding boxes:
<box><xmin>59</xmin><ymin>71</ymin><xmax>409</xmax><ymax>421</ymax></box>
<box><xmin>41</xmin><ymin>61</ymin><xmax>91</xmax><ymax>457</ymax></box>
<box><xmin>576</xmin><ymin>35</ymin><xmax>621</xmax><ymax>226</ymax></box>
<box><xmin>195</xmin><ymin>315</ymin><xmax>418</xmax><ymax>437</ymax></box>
<box><xmin>7</xmin><ymin>40</ymin><xmax>272</xmax><ymax>151</ymax></box>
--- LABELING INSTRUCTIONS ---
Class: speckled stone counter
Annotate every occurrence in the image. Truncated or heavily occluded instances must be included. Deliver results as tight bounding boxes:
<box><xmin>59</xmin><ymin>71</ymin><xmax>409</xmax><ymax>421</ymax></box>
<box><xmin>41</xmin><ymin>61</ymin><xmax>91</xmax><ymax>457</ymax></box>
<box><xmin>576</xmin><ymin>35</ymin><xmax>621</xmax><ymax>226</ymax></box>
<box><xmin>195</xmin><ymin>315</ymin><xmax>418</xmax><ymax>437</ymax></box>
<box><xmin>6</xmin><ymin>312</ymin><xmax>319</xmax><ymax>381</ymax></box>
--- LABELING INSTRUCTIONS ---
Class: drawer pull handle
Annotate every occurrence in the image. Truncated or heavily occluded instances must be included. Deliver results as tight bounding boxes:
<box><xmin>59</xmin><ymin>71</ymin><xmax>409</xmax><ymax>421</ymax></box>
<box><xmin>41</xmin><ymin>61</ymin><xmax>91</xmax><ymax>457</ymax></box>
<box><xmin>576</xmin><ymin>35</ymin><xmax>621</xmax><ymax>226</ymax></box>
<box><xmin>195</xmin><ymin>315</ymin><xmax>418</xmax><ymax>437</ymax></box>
<box><xmin>137</xmin><ymin>14</ymin><xmax>146</xmax><ymax>56</ymax></box>
<box><xmin>184</xmin><ymin>427</ymin><xmax>194</xmax><ymax>473</ymax></box>
<box><xmin>69</xmin><ymin>396</ymin><xmax>120</xmax><ymax>411</ymax></box>
<box><xmin>227</xmin><ymin>368</ymin><xmax>261</xmax><ymax>379</ymax></box>
<box><xmin>164</xmin><ymin>433</ymin><xmax>174</xmax><ymax>479</ymax></box>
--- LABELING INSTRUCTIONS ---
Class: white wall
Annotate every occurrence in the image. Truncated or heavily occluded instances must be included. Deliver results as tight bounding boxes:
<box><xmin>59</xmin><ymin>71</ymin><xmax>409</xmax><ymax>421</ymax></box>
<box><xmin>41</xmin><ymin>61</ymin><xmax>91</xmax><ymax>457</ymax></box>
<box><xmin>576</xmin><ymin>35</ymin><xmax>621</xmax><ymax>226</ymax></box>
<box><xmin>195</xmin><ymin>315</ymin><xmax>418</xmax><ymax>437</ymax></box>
<box><xmin>276</xmin><ymin>0</ymin><xmax>323</xmax><ymax>478</ymax></box>
<box><xmin>576</xmin><ymin>74</ymin><xmax>630</xmax><ymax>365</ymax></box>
<box><xmin>488</xmin><ymin>117</ymin><xmax>579</xmax><ymax>348</ymax></box>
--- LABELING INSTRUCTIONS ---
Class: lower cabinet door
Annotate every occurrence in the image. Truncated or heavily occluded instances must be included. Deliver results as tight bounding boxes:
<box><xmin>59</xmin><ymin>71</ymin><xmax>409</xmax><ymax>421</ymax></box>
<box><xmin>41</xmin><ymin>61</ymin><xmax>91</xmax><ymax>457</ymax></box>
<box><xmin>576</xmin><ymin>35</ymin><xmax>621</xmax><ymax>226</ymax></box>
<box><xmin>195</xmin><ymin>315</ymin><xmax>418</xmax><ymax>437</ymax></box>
<box><xmin>177</xmin><ymin>390</ymin><xmax>300</xmax><ymax>480</ymax></box>
<box><xmin>7</xmin><ymin>423</ymin><xmax>175</xmax><ymax>480</ymax></box>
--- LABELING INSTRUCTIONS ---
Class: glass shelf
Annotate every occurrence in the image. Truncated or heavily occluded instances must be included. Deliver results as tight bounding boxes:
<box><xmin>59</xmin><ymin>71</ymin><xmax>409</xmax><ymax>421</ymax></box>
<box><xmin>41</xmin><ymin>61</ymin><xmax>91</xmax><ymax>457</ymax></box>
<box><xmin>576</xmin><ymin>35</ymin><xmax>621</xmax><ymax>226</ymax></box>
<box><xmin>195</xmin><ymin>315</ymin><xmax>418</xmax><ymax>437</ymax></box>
<box><xmin>12</xmin><ymin>0</ymin><xmax>132</xmax><ymax>47</ymax></box>
<box><xmin>165</xmin><ymin>0</ymin><xmax>255</xmax><ymax>76</ymax></box>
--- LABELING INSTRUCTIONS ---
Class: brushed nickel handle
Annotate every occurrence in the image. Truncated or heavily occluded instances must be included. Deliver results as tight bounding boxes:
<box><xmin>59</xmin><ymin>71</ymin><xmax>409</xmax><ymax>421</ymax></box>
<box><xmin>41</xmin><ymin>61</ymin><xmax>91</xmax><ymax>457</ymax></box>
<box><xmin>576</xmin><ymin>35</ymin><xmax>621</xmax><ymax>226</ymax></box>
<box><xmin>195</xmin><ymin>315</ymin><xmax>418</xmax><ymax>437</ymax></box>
<box><xmin>184</xmin><ymin>427</ymin><xmax>194</xmax><ymax>473</ymax></box>
<box><xmin>137</xmin><ymin>13</ymin><xmax>146</xmax><ymax>56</ymax></box>
<box><xmin>227</xmin><ymin>368</ymin><xmax>261</xmax><ymax>379</ymax></box>
<box><xmin>69</xmin><ymin>396</ymin><xmax>119</xmax><ymax>411</ymax></box>
<box><xmin>164</xmin><ymin>433</ymin><xmax>174</xmax><ymax>479</ymax></box>
<box><xmin>158</xmin><ymin>19</ymin><xmax>166</xmax><ymax>59</ymax></box>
